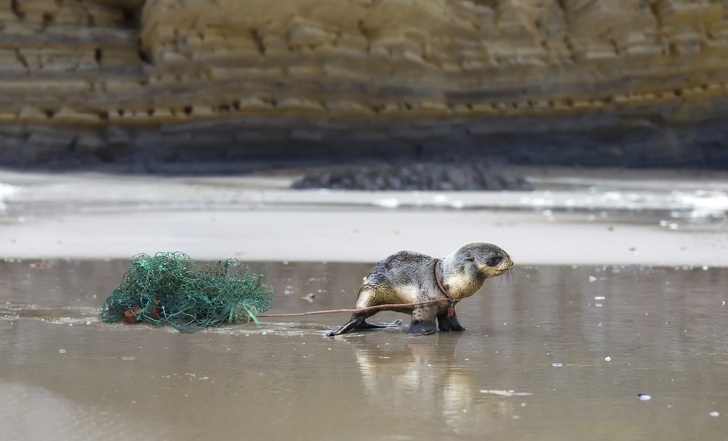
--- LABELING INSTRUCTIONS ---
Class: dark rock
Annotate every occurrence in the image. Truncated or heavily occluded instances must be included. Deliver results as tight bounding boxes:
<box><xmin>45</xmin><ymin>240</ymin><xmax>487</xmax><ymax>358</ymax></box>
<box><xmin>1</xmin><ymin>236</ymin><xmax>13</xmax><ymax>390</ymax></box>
<box><xmin>291</xmin><ymin>162</ymin><xmax>533</xmax><ymax>191</ymax></box>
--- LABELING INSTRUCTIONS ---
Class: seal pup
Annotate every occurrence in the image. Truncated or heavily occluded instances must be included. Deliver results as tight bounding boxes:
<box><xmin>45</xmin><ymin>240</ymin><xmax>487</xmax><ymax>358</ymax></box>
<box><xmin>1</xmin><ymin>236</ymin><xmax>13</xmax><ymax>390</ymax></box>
<box><xmin>326</xmin><ymin>242</ymin><xmax>513</xmax><ymax>336</ymax></box>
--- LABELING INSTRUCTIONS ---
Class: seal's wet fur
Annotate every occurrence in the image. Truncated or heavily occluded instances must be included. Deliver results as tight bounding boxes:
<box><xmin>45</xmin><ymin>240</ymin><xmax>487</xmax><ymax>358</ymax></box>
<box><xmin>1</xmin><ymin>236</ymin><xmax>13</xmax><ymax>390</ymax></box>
<box><xmin>327</xmin><ymin>243</ymin><xmax>513</xmax><ymax>336</ymax></box>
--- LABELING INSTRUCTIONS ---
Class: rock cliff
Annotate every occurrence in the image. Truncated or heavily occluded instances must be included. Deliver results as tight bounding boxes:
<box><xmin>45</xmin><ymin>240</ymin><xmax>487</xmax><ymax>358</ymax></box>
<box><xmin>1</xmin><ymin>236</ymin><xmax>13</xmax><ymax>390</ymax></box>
<box><xmin>2</xmin><ymin>0</ymin><xmax>728</xmax><ymax>170</ymax></box>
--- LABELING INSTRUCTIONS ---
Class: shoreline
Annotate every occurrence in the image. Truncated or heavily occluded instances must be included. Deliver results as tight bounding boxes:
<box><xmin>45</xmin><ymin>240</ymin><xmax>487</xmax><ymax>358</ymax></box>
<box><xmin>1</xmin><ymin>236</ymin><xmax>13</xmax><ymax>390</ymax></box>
<box><xmin>1</xmin><ymin>167</ymin><xmax>727</xmax><ymax>267</ymax></box>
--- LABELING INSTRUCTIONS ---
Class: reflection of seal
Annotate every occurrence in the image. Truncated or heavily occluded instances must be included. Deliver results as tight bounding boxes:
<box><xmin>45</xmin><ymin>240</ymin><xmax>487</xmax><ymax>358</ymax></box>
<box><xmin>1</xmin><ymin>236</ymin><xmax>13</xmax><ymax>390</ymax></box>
<box><xmin>326</xmin><ymin>243</ymin><xmax>514</xmax><ymax>336</ymax></box>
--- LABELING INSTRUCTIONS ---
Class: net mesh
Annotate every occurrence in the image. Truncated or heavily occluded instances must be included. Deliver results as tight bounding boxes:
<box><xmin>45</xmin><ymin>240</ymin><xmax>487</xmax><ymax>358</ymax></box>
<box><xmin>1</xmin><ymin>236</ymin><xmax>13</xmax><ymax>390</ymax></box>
<box><xmin>99</xmin><ymin>252</ymin><xmax>274</xmax><ymax>333</ymax></box>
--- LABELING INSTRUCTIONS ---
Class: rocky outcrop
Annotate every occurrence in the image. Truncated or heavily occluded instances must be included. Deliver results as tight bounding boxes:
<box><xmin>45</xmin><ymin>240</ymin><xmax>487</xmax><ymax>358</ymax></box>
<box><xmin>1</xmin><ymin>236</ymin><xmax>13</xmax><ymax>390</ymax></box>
<box><xmin>2</xmin><ymin>0</ymin><xmax>728</xmax><ymax>170</ymax></box>
<box><xmin>291</xmin><ymin>162</ymin><xmax>533</xmax><ymax>191</ymax></box>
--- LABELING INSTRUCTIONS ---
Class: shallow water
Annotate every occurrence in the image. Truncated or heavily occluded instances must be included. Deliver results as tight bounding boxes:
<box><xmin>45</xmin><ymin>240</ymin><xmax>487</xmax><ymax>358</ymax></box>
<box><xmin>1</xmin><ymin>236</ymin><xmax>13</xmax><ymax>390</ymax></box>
<box><xmin>1</xmin><ymin>260</ymin><xmax>727</xmax><ymax>441</ymax></box>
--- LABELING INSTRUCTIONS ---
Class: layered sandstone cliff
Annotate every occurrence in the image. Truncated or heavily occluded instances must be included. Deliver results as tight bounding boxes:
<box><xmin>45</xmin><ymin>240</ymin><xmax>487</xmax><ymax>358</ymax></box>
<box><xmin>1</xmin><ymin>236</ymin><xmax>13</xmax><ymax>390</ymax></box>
<box><xmin>1</xmin><ymin>0</ymin><xmax>728</xmax><ymax>169</ymax></box>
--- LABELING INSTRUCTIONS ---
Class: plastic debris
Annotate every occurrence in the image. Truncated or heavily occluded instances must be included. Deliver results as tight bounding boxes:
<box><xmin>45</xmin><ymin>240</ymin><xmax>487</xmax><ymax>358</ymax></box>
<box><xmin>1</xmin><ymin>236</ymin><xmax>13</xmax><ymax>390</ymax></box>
<box><xmin>99</xmin><ymin>252</ymin><xmax>273</xmax><ymax>333</ymax></box>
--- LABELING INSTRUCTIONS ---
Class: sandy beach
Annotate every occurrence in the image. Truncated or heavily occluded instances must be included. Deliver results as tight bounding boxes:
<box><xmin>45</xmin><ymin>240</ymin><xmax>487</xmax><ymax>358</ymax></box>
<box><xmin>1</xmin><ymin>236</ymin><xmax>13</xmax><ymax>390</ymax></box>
<box><xmin>2</xmin><ymin>167</ymin><xmax>728</xmax><ymax>441</ymax></box>
<box><xmin>1</xmin><ymin>167</ymin><xmax>727</xmax><ymax>266</ymax></box>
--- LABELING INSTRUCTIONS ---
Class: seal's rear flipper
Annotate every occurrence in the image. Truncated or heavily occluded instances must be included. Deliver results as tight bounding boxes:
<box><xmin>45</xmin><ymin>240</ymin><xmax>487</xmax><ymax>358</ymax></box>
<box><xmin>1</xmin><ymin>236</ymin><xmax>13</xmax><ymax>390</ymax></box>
<box><xmin>364</xmin><ymin>319</ymin><xmax>403</xmax><ymax>329</ymax></box>
<box><xmin>326</xmin><ymin>317</ymin><xmax>403</xmax><ymax>336</ymax></box>
<box><xmin>326</xmin><ymin>316</ymin><xmax>365</xmax><ymax>336</ymax></box>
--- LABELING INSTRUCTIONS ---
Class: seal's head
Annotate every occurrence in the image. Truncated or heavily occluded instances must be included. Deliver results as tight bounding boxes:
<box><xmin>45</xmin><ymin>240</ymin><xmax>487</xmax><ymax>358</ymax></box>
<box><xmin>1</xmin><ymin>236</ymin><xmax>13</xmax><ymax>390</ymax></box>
<box><xmin>440</xmin><ymin>242</ymin><xmax>513</xmax><ymax>299</ymax></box>
<box><xmin>453</xmin><ymin>242</ymin><xmax>514</xmax><ymax>279</ymax></box>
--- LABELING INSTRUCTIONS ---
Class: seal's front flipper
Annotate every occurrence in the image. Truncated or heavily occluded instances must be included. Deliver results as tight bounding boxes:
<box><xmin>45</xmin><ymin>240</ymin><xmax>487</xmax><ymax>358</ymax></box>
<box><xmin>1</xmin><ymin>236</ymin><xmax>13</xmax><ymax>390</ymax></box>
<box><xmin>408</xmin><ymin>305</ymin><xmax>437</xmax><ymax>335</ymax></box>
<box><xmin>437</xmin><ymin>310</ymin><xmax>465</xmax><ymax>332</ymax></box>
<box><xmin>407</xmin><ymin>319</ymin><xmax>437</xmax><ymax>335</ymax></box>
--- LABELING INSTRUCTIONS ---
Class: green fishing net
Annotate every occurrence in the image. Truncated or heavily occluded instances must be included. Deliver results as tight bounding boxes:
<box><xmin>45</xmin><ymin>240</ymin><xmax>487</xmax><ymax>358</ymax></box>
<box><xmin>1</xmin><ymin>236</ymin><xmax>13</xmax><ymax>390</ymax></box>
<box><xmin>99</xmin><ymin>252</ymin><xmax>274</xmax><ymax>333</ymax></box>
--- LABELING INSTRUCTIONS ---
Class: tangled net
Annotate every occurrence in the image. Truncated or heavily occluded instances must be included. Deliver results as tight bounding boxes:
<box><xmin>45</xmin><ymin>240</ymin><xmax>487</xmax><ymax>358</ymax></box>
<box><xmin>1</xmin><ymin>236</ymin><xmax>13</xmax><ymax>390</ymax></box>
<box><xmin>99</xmin><ymin>252</ymin><xmax>274</xmax><ymax>333</ymax></box>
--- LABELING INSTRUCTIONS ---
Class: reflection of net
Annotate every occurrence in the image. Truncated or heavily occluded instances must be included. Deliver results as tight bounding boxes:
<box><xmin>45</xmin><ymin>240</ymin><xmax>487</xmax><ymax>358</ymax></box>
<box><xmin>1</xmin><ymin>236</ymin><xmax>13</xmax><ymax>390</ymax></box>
<box><xmin>99</xmin><ymin>252</ymin><xmax>273</xmax><ymax>333</ymax></box>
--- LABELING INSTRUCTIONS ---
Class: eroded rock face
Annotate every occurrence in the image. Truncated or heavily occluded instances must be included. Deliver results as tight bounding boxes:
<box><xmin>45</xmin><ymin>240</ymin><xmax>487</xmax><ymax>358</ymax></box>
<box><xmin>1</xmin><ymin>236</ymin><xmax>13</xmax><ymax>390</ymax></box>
<box><xmin>1</xmin><ymin>0</ymin><xmax>728</xmax><ymax>170</ymax></box>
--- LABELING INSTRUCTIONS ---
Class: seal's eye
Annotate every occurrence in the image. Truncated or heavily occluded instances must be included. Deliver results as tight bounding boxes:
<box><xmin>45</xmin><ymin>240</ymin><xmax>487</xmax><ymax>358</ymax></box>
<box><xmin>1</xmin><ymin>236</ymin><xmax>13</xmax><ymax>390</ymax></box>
<box><xmin>486</xmin><ymin>256</ymin><xmax>503</xmax><ymax>267</ymax></box>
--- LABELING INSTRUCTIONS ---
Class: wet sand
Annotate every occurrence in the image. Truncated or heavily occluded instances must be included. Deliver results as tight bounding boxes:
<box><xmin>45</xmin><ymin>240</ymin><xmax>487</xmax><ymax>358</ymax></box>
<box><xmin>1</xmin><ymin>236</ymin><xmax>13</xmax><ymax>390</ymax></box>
<box><xmin>1</xmin><ymin>168</ymin><xmax>727</xmax><ymax>440</ymax></box>
<box><xmin>1</xmin><ymin>260</ymin><xmax>727</xmax><ymax>440</ymax></box>
<box><xmin>0</xmin><ymin>167</ymin><xmax>727</xmax><ymax>266</ymax></box>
